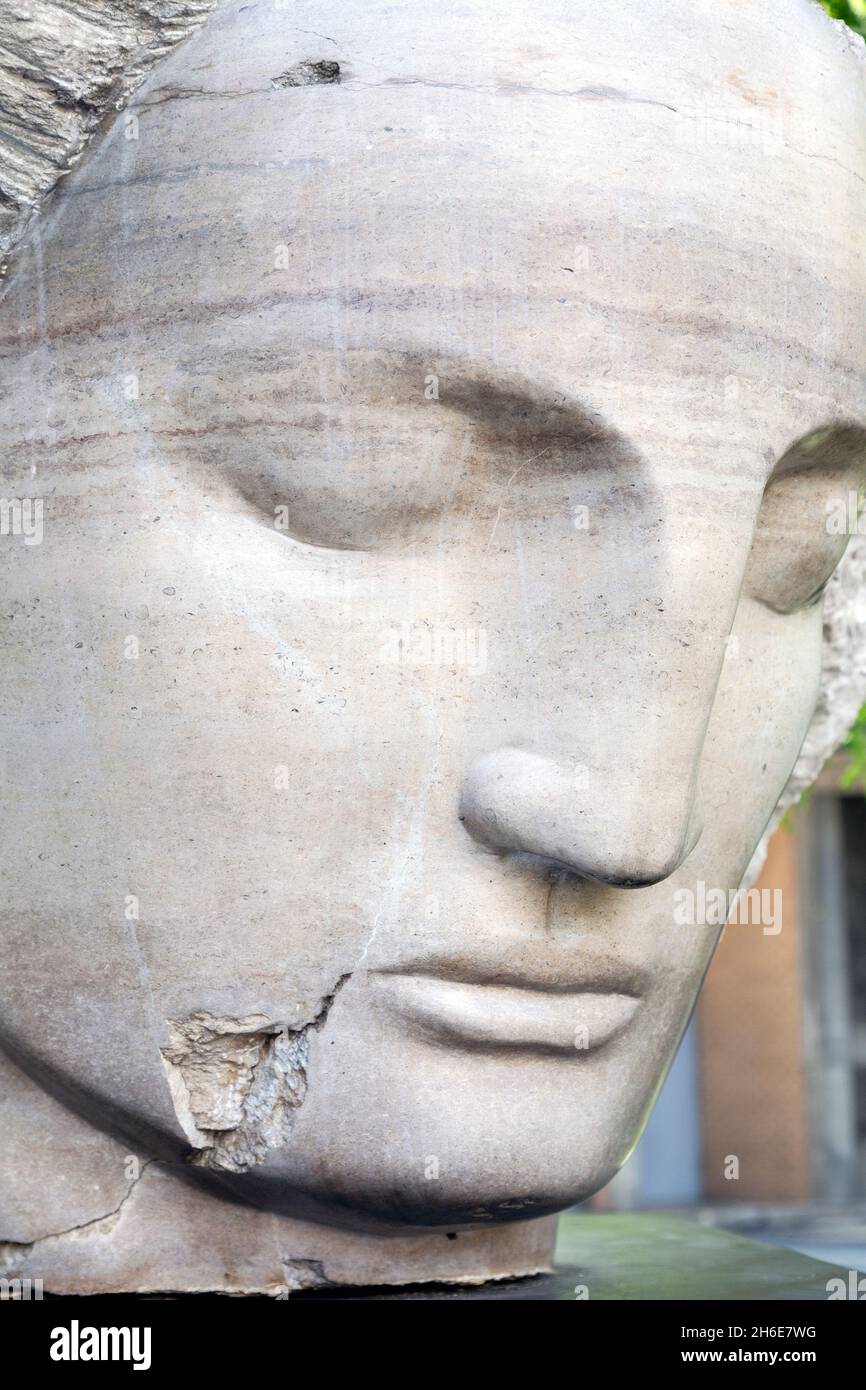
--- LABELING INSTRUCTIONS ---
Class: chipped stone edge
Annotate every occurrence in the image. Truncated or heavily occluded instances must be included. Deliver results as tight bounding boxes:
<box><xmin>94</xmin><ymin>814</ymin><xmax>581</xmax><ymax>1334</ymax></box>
<box><xmin>0</xmin><ymin>1</ymin><xmax>218</xmax><ymax>272</ymax></box>
<box><xmin>159</xmin><ymin>974</ymin><xmax>351</xmax><ymax>1174</ymax></box>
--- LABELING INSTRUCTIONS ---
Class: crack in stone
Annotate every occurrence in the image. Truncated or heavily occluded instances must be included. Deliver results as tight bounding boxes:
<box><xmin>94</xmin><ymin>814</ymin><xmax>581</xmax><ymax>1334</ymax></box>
<box><xmin>137</xmin><ymin>56</ymin><xmax>344</xmax><ymax>108</ymax></box>
<box><xmin>135</xmin><ymin>84</ymin><xmax>264</xmax><ymax>108</ymax></box>
<box><xmin>161</xmin><ymin>975</ymin><xmax>351</xmax><ymax>1174</ymax></box>
<box><xmin>0</xmin><ymin>1158</ymin><xmax>154</xmax><ymax>1269</ymax></box>
<box><xmin>122</xmin><ymin>74</ymin><xmax>866</xmax><ymax>196</ymax></box>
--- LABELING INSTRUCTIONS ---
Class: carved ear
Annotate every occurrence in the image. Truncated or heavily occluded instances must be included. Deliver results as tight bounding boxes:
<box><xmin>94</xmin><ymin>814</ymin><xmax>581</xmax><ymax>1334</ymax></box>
<box><xmin>744</xmin><ymin>424</ymin><xmax>866</xmax><ymax>615</ymax></box>
<box><xmin>0</xmin><ymin>1</ymin><xmax>215</xmax><ymax>275</ymax></box>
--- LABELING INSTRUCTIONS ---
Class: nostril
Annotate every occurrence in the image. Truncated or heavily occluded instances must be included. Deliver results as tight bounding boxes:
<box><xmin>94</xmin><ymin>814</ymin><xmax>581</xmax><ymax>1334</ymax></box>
<box><xmin>506</xmin><ymin>849</ymin><xmax>587</xmax><ymax>884</ymax></box>
<box><xmin>515</xmin><ymin>846</ymin><xmax>693</xmax><ymax>890</ymax></box>
<box><xmin>460</xmin><ymin>746</ymin><xmax>701</xmax><ymax>889</ymax></box>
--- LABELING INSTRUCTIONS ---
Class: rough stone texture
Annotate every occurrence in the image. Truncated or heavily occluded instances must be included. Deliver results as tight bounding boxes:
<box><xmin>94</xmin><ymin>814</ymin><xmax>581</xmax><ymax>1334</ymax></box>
<box><xmin>160</xmin><ymin>1012</ymin><xmax>308</xmax><ymax>1164</ymax></box>
<box><xmin>161</xmin><ymin>977</ymin><xmax>349</xmax><ymax>1171</ymax></box>
<box><xmin>0</xmin><ymin>0</ymin><xmax>216</xmax><ymax>269</ymax></box>
<box><xmin>1</xmin><ymin>0</ymin><xmax>866</xmax><ymax>1294</ymax></box>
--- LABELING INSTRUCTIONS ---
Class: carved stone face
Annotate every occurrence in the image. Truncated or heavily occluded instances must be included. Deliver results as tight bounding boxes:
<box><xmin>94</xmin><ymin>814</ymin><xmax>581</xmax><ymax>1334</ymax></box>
<box><xmin>2</xmin><ymin>0</ymin><xmax>865</xmax><ymax>1239</ymax></box>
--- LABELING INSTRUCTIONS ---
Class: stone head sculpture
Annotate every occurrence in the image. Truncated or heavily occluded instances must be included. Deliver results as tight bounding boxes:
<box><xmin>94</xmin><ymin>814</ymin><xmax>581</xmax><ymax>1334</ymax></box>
<box><xmin>2</xmin><ymin>0</ymin><xmax>866</xmax><ymax>1292</ymax></box>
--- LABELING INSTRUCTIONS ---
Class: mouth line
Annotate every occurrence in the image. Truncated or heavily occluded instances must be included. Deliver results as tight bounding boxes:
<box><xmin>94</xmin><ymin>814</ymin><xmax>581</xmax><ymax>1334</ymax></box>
<box><xmin>370</xmin><ymin>967</ymin><xmax>644</xmax><ymax>1055</ymax></box>
<box><xmin>373</xmin><ymin>945</ymin><xmax>650</xmax><ymax>999</ymax></box>
<box><xmin>377</xmin><ymin>967</ymin><xmax>642</xmax><ymax>998</ymax></box>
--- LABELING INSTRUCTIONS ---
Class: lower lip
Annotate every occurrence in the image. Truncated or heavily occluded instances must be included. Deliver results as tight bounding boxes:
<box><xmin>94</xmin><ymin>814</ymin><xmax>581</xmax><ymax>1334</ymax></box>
<box><xmin>373</xmin><ymin>974</ymin><xmax>641</xmax><ymax>1054</ymax></box>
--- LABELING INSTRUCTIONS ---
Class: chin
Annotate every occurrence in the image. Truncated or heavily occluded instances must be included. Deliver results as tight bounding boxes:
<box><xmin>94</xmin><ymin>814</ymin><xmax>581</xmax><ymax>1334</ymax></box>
<box><xmin>224</xmin><ymin>1060</ymin><xmax>642</xmax><ymax>1231</ymax></box>
<box><xmin>232</xmin><ymin>994</ymin><xmax>669</xmax><ymax>1230</ymax></box>
<box><xmin>223</xmin><ymin>1153</ymin><xmax>616</xmax><ymax>1234</ymax></box>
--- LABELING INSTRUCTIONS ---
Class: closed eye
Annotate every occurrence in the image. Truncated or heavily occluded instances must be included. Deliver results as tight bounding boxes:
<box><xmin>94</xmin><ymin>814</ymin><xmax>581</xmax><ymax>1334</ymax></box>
<box><xmin>216</xmin><ymin>347</ymin><xmax>644</xmax><ymax>551</ymax></box>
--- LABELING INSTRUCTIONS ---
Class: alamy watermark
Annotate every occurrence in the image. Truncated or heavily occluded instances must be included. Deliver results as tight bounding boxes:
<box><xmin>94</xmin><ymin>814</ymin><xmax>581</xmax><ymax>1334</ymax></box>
<box><xmin>673</xmin><ymin>881</ymin><xmax>782</xmax><ymax>935</ymax></box>
<box><xmin>379</xmin><ymin>624</ymin><xmax>487</xmax><ymax>674</ymax></box>
<box><xmin>826</xmin><ymin>491</ymin><xmax>866</xmax><ymax>536</ymax></box>
<box><xmin>674</xmin><ymin>102</ymin><xmax>787</xmax><ymax>155</ymax></box>
<box><xmin>0</xmin><ymin>1276</ymin><xmax>43</xmax><ymax>1300</ymax></box>
<box><xmin>0</xmin><ymin>497</ymin><xmax>43</xmax><ymax>545</ymax></box>
<box><xmin>826</xmin><ymin>1270</ymin><xmax>866</xmax><ymax>1300</ymax></box>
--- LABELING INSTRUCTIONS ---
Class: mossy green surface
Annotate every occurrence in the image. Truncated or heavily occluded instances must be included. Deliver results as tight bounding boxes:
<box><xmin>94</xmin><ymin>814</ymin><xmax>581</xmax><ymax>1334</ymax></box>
<box><xmin>553</xmin><ymin>1212</ymin><xmax>852</xmax><ymax>1301</ymax></box>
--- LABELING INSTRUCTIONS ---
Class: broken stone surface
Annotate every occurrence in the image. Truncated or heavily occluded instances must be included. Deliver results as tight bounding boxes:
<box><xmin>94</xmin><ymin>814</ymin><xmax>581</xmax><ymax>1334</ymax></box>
<box><xmin>161</xmin><ymin>1013</ymin><xmax>283</xmax><ymax>1139</ymax></box>
<box><xmin>160</xmin><ymin>981</ymin><xmax>348</xmax><ymax>1172</ymax></box>
<box><xmin>271</xmin><ymin>59</ymin><xmax>342</xmax><ymax>89</ymax></box>
<box><xmin>0</xmin><ymin>1</ymin><xmax>216</xmax><ymax>268</ymax></box>
<box><xmin>1</xmin><ymin>0</ymin><xmax>866</xmax><ymax>1295</ymax></box>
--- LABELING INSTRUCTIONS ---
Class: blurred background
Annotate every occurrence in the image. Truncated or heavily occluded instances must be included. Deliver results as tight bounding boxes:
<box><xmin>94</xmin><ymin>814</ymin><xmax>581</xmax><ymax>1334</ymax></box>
<box><xmin>591</xmin><ymin>733</ymin><xmax>866</xmax><ymax>1272</ymax></box>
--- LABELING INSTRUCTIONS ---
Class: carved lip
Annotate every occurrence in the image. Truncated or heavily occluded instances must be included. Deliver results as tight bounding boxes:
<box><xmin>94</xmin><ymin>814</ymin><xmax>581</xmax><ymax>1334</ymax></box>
<box><xmin>371</xmin><ymin>946</ymin><xmax>645</xmax><ymax>1053</ymax></box>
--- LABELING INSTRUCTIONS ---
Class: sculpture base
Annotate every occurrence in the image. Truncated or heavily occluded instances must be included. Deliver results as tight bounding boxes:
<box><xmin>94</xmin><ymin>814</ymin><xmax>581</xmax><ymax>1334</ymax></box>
<box><xmin>1</xmin><ymin>1161</ymin><xmax>557</xmax><ymax>1295</ymax></box>
<box><xmin>289</xmin><ymin>1211</ymin><xmax>858</xmax><ymax>1300</ymax></box>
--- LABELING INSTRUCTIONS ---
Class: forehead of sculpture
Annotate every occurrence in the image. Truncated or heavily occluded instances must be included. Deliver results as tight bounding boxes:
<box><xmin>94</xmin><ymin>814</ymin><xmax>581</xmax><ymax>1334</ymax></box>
<box><xmin>140</xmin><ymin>0</ymin><xmax>865</xmax><ymax>123</ymax></box>
<box><xmin>2</xmin><ymin>0</ymin><xmax>866</xmax><ymax>460</ymax></box>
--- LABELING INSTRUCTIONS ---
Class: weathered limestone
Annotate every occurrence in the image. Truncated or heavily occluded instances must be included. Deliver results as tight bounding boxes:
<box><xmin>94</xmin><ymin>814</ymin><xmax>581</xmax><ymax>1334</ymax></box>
<box><xmin>0</xmin><ymin>1</ymin><xmax>216</xmax><ymax>268</ymax></box>
<box><xmin>2</xmin><ymin>0</ymin><xmax>866</xmax><ymax>1292</ymax></box>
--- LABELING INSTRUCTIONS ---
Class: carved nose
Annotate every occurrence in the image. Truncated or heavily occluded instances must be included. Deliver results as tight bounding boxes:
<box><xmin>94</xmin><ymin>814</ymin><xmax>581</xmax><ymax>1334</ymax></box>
<box><xmin>459</xmin><ymin>747</ymin><xmax>701</xmax><ymax>888</ymax></box>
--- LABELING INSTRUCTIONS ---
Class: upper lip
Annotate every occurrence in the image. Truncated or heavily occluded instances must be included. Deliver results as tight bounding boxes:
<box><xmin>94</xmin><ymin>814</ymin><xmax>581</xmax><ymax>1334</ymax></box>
<box><xmin>371</xmin><ymin>938</ymin><xmax>649</xmax><ymax>998</ymax></box>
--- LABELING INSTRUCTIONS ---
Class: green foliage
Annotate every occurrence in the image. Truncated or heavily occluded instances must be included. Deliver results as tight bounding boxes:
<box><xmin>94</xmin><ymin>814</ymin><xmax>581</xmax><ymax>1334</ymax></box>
<box><xmin>819</xmin><ymin>0</ymin><xmax>866</xmax><ymax>39</ymax></box>
<box><xmin>840</xmin><ymin>702</ymin><xmax>866</xmax><ymax>792</ymax></box>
